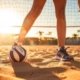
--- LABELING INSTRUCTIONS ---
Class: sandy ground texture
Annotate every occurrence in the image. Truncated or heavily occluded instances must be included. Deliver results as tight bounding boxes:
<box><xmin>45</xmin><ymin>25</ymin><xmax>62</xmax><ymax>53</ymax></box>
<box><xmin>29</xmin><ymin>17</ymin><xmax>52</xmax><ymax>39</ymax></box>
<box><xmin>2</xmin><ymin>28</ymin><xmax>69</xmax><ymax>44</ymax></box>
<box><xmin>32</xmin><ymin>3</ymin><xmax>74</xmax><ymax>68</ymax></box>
<box><xmin>0</xmin><ymin>45</ymin><xmax>80</xmax><ymax>80</ymax></box>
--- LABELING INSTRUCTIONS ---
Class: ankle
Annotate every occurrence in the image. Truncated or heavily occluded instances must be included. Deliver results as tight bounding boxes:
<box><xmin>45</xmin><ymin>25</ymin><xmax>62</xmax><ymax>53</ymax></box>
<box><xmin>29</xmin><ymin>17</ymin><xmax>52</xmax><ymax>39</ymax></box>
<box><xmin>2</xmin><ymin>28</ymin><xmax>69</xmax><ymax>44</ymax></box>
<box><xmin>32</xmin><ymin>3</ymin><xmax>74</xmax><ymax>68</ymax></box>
<box><xmin>58</xmin><ymin>46</ymin><xmax>65</xmax><ymax>50</ymax></box>
<box><xmin>14</xmin><ymin>41</ymin><xmax>22</xmax><ymax>46</ymax></box>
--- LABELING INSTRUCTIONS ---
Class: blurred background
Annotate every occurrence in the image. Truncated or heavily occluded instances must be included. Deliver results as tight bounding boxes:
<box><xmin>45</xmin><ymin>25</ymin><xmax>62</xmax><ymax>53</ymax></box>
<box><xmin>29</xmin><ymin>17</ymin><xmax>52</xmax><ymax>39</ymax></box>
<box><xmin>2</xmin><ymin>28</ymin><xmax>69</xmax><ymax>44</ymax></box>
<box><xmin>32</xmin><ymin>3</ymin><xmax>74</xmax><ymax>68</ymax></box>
<box><xmin>0</xmin><ymin>0</ymin><xmax>80</xmax><ymax>45</ymax></box>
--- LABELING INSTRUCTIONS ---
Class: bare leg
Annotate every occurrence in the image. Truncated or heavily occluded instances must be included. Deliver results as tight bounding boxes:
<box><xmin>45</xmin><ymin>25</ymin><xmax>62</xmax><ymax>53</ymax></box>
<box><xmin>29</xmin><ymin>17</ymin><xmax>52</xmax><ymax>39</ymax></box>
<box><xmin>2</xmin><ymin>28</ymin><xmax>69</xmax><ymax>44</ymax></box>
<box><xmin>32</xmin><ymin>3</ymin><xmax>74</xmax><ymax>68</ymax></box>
<box><xmin>18</xmin><ymin>0</ymin><xmax>46</xmax><ymax>45</ymax></box>
<box><xmin>78</xmin><ymin>0</ymin><xmax>80</xmax><ymax>11</ymax></box>
<box><xmin>53</xmin><ymin>0</ymin><xmax>66</xmax><ymax>47</ymax></box>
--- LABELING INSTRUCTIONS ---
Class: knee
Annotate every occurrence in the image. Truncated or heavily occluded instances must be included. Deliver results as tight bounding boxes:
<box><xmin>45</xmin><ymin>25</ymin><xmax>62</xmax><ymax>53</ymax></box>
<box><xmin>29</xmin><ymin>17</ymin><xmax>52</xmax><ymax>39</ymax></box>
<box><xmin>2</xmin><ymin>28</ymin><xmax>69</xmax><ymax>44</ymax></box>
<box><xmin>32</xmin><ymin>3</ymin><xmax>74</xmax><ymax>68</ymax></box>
<box><xmin>28</xmin><ymin>8</ymin><xmax>41</xmax><ymax>19</ymax></box>
<box><xmin>30</xmin><ymin>0</ymin><xmax>46</xmax><ymax>17</ymax></box>
<box><xmin>33</xmin><ymin>8</ymin><xmax>42</xmax><ymax>17</ymax></box>
<box><xmin>56</xmin><ymin>9</ymin><xmax>65</xmax><ymax>19</ymax></box>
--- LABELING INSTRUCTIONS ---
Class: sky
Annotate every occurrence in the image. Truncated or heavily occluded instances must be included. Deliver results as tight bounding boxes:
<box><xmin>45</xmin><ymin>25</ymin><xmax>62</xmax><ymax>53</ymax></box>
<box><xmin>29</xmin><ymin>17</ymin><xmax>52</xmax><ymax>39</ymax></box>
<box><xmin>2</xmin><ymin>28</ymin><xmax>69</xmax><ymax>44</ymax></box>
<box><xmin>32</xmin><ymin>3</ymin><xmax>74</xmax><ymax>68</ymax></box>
<box><xmin>0</xmin><ymin>0</ymin><xmax>80</xmax><ymax>38</ymax></box>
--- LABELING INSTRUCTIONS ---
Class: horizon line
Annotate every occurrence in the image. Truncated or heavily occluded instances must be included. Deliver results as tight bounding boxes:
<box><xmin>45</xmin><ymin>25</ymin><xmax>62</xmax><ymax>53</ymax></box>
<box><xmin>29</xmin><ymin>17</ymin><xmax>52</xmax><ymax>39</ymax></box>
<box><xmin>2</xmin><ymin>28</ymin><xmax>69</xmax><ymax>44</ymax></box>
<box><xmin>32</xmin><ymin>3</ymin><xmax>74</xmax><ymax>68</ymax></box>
<box><xmin>15</xmin><ymin>26</ymin><xmax>80</xmax><ymax>28</ymax></box>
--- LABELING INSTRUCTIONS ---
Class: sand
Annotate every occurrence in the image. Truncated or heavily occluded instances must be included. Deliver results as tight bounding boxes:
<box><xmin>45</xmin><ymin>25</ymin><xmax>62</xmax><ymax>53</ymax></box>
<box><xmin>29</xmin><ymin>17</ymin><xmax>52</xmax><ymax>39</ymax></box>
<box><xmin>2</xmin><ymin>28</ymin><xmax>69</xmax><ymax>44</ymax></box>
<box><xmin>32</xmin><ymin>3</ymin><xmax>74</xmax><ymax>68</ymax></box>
<box><xmin>0</xmin><ymin>45</ymin><xmax>80</xmax><ymax>80</ymax></box>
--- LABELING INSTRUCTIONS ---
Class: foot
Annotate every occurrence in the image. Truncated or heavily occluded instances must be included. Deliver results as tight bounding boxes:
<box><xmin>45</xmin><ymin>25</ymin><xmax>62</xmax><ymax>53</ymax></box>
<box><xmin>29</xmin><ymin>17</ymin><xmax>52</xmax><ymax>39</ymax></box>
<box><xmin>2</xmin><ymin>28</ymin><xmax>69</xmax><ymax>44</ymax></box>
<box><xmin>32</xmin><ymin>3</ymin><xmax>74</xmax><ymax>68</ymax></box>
<box><xmin>55</xmin><ymin>47</ymin><xmax>74</xmax><ymax>61</ymax></box>
<box><xmin>12</xmin><ymin>42</ymin><xmax>24</xmax><ymax>50</ymax></box>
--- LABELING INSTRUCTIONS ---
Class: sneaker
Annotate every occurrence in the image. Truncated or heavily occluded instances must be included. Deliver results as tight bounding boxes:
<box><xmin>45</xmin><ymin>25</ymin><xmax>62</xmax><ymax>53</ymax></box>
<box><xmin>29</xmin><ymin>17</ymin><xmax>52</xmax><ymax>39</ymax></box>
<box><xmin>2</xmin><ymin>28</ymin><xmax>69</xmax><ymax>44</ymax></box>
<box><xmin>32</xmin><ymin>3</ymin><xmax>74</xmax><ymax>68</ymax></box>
<box><xmin>55</xmin><ymin>47</ymin><xmax>74</xmax><ymax>61</ymax></box>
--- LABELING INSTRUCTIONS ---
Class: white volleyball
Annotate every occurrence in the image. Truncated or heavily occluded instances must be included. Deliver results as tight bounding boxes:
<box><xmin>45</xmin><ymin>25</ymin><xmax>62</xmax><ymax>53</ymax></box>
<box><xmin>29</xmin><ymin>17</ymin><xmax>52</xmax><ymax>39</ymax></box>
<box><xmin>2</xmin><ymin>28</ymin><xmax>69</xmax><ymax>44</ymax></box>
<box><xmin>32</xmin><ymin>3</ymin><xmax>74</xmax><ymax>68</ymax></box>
<box><xmin>9</xmin><ymin>45</ymin><xmax>26</xmax><ymax>62</ymax></box>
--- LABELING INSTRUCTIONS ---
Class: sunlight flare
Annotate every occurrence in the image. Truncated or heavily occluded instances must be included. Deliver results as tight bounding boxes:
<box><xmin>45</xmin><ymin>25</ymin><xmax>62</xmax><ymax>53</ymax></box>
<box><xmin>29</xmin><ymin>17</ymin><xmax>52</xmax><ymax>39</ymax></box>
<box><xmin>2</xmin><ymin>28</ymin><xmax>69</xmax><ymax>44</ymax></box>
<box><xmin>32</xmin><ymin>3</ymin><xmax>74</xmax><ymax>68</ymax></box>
<box><xmin>0</xmin><ymin>8</ymin><xmax>21</xmax><ymax>34</ymax></box>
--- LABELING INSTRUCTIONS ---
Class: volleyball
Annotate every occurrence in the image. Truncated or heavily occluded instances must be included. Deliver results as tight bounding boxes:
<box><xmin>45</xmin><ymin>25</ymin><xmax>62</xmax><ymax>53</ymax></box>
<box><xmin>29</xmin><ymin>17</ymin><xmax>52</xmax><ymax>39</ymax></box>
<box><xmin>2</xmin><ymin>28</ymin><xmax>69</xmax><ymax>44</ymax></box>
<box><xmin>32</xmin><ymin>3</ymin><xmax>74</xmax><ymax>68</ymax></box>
<box><xmin>9</xmin><ymin>45</ymin><xmax>26</xmax><ymax>62</ymax></box>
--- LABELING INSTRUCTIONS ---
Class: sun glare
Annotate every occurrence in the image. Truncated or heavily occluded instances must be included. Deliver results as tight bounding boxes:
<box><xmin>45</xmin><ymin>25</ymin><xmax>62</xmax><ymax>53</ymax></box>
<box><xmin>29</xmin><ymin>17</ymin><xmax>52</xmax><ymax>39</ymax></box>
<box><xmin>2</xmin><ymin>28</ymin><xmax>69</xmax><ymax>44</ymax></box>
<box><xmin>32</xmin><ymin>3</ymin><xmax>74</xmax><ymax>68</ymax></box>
<box><xmin>0</xmin><ymin>9</ymin><xmax>21</xmax><ymax>34</ymax></box>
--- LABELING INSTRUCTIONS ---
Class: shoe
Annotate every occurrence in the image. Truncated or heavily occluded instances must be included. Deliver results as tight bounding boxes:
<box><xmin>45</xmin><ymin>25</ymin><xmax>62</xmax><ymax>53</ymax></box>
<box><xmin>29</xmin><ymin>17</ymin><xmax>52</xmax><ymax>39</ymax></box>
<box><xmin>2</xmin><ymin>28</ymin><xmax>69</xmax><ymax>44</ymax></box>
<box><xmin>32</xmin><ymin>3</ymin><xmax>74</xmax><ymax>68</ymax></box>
<box><xmin>55</xmin><ymin>47</ymin><xmax>74</xmax><ymax>61</ymax></box>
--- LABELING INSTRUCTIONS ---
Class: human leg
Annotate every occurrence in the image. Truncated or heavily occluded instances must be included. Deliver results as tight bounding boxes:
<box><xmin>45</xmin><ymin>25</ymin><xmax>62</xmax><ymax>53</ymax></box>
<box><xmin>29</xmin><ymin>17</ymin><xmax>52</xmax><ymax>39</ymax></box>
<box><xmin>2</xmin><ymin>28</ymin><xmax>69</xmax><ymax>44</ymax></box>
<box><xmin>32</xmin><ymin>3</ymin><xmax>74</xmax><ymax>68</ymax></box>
<box><xmin>53</xmin><ymin>0</ymin><xmax>73</xmax><ymax>61</ymax></box>
<box><xmin>18</xmin><ymin>0</ymin><xmax>46</xmax><ymax>45</ymax></box>
<box><xmin>53</xmin><ymin>0</ymin><xmax>66</xmax><ymax>47</ymax></box>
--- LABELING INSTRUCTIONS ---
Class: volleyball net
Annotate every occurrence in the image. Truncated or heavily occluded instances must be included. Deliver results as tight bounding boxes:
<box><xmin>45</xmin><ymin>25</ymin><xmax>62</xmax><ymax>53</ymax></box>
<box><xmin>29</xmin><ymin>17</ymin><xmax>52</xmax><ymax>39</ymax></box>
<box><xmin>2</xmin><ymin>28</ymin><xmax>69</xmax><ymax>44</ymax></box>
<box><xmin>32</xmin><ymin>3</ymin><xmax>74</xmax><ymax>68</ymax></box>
<box><xmin>0</xmin><ymin>0</ymin><xmax>80</xmax><ymax>27</ymax></box>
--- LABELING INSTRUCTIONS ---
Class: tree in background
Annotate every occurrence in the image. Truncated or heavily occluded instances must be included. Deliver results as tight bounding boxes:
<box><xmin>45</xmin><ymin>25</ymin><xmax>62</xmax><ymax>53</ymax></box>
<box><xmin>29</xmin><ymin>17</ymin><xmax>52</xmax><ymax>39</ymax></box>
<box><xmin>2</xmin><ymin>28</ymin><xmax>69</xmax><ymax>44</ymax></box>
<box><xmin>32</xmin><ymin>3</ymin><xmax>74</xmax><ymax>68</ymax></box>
<box><xmin>72</xmin><ymin>33</ymin><xmax>78</xmax><ymax>39</ymax></box>
<box><xmin>38</xmin><ymin>31</ymin><xmax>44</xmax><ymax>44</ymax></box>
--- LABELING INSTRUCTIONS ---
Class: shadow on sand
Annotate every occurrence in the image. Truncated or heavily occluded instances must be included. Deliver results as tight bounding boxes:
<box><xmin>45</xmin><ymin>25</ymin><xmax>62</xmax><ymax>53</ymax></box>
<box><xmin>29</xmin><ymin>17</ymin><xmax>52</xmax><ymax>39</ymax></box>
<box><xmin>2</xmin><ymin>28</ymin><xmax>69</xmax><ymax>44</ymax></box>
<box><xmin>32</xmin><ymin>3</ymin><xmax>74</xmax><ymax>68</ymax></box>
<box><xmin>63</xmin><ymin>60</ymin><xmax>80</xmax><ymax>69</ymax></box>
<box><xmin>11</xmin><ymin>62</ymin><xmax>67</xmax><ymax>80</ymax></box>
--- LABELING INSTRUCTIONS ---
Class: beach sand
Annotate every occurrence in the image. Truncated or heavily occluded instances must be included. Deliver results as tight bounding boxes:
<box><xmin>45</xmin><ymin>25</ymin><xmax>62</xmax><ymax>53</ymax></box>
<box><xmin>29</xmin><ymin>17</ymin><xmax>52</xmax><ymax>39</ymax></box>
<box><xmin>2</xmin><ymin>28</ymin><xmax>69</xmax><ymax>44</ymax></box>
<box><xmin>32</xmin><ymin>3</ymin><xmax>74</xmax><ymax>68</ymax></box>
<box><xmin>0</xmin><ymin>45</ymin><xmax>80</xmax><ymax>80</ymax></box>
